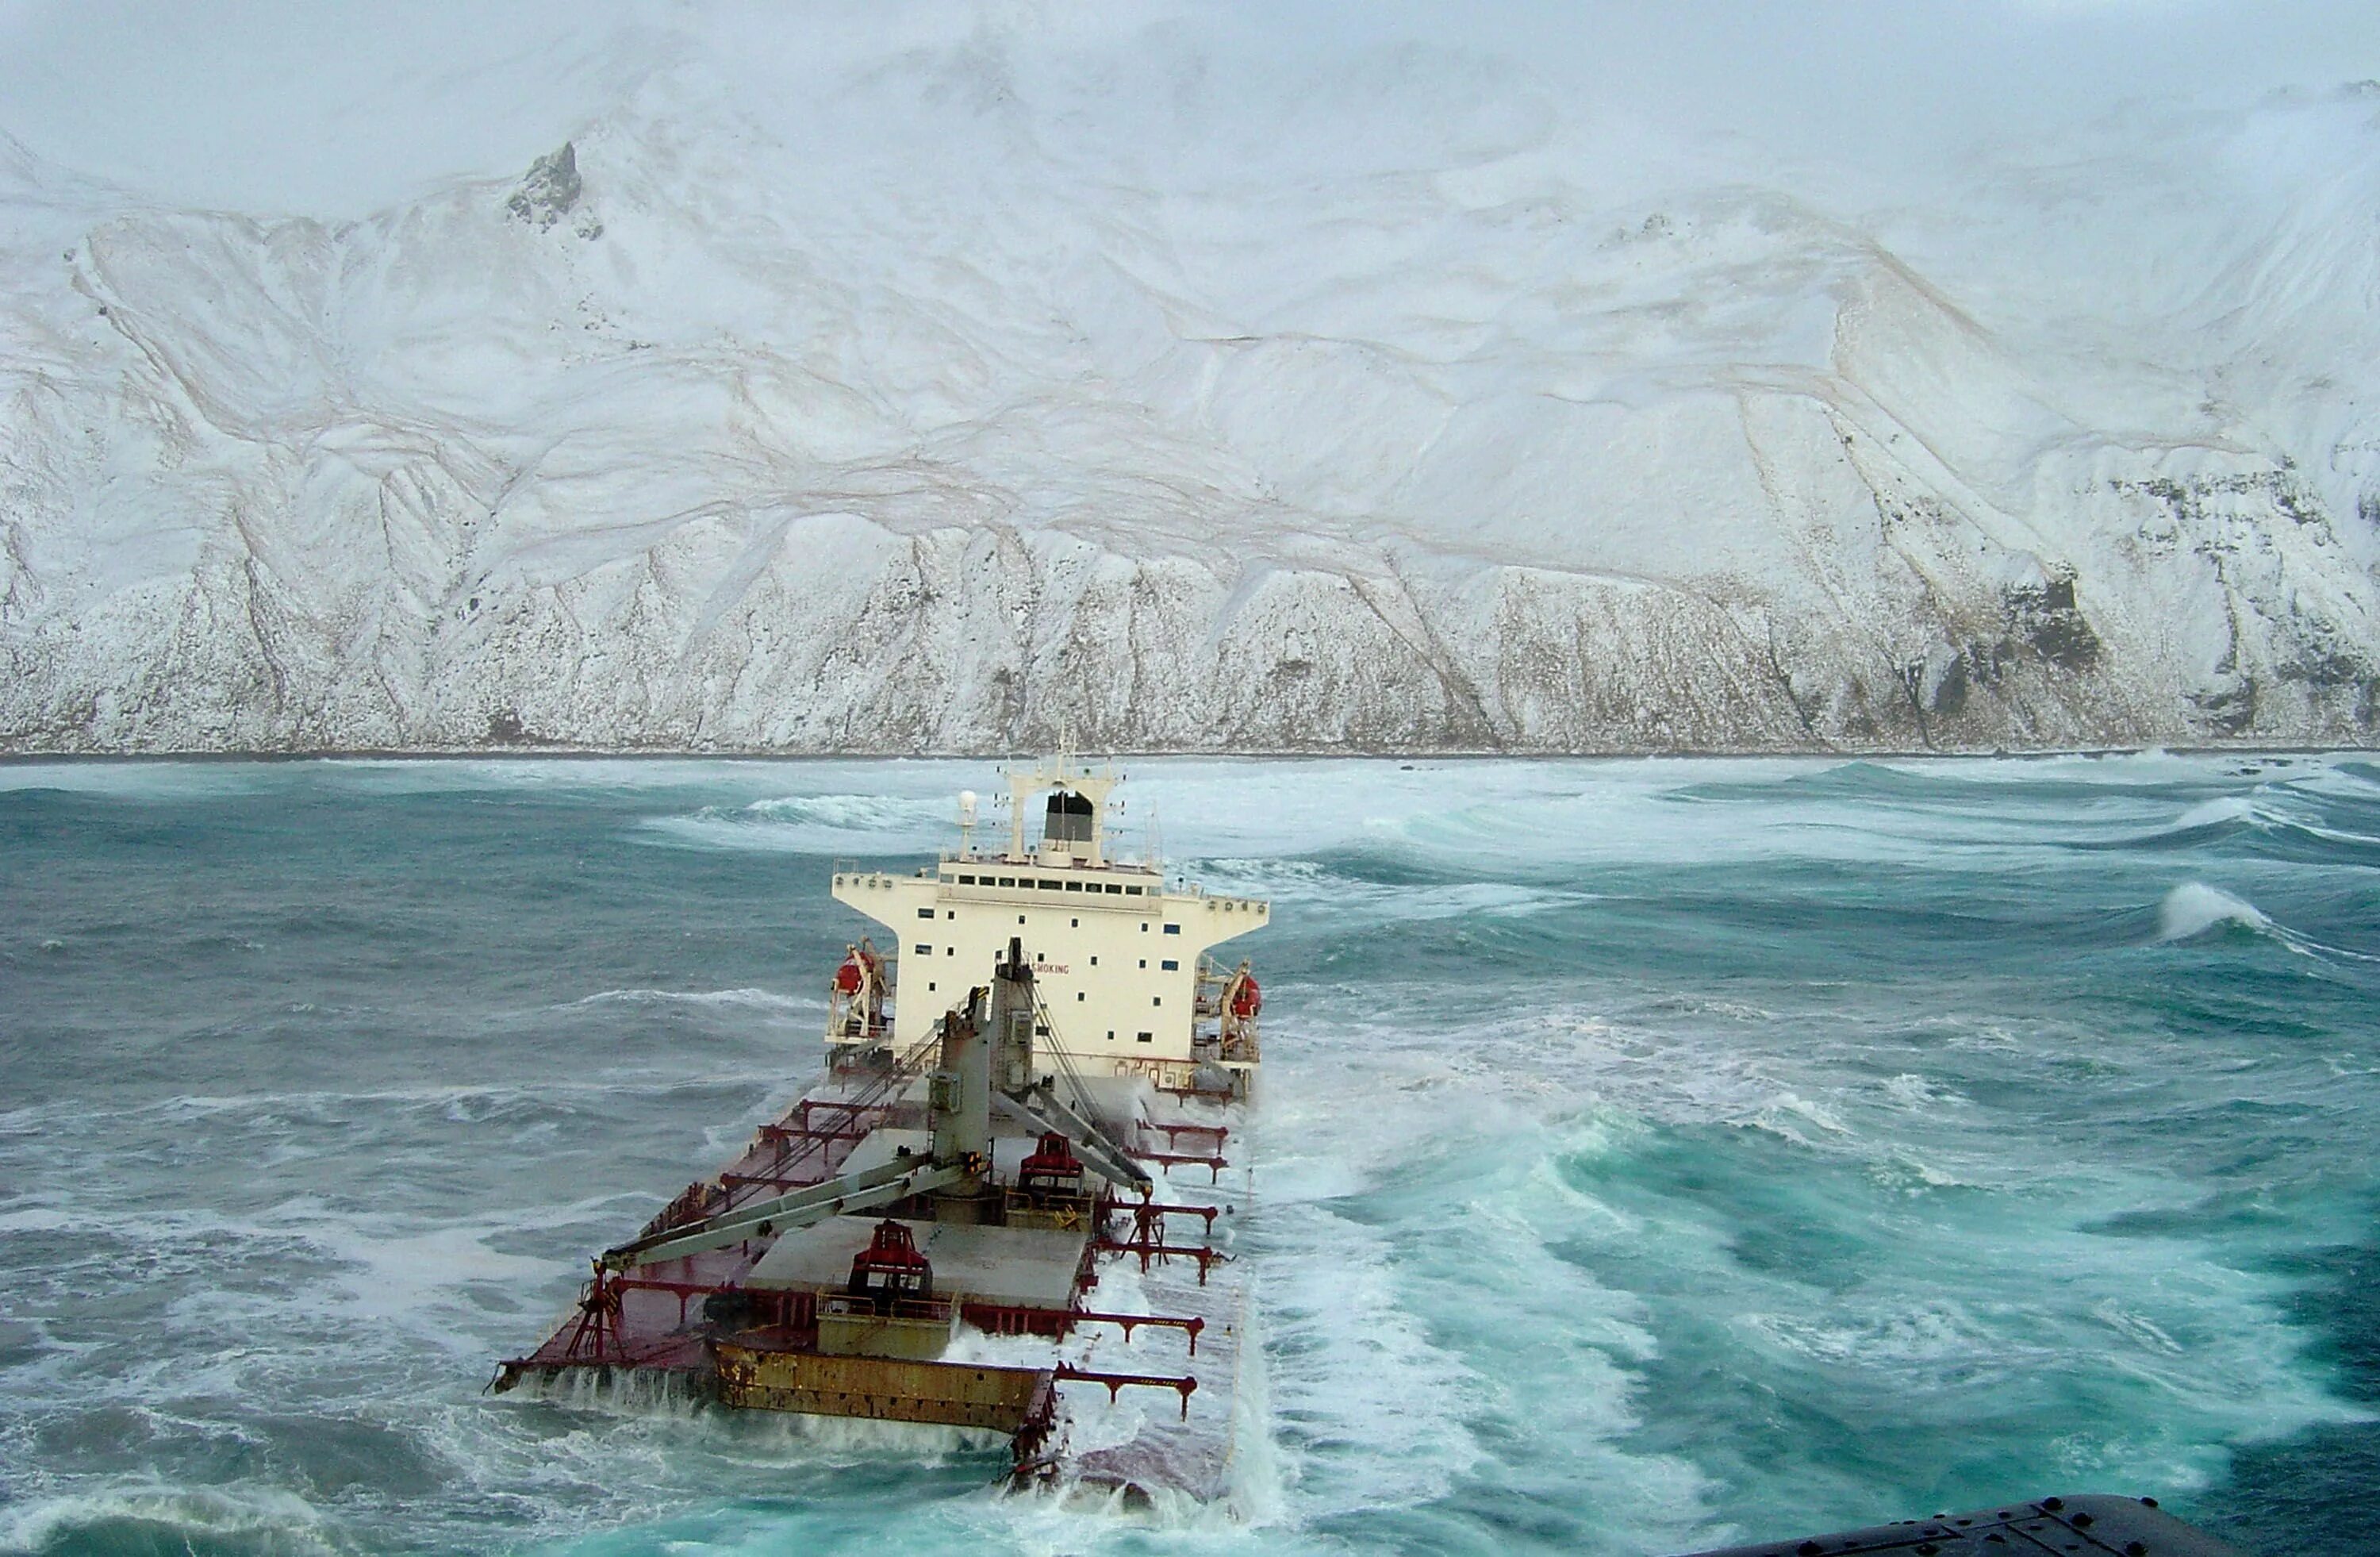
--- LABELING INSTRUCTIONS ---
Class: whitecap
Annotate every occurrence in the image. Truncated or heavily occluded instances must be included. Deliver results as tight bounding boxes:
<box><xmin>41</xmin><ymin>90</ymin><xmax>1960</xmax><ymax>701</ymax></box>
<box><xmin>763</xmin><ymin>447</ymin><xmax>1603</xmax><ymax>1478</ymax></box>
<box><xmin>741</xmin><ymin>792</ymin><xmax>940</xmax><ymax>829</ymax></box>
<box><xmin>568</xmin><ymin>986</ymin><xmax>815</xmax><ymax>1015</ymax></box>
<box><xmin>2092</xmin><ymin>1298</ymin><xmax>2186</xmax><ymax>1355</ymax></box>
<box><xmin>0</xmin><ymin>1484</ymin><xmax>347</xmax><ymax>1557</ymax></box>
<box><xmin>1743</xmin><ymin>1090</ymin><xmax>1854</xmax><ymax>1142</ymax></box>
<box><xmin>2167</xmin><ymin>794</ymin><xmax>2259</xmax><ymax>832</ymax></box>
<box><xmin>2153</xmin><ymin>875</ymin><xmax>2380</xmax><ymax>963</ymax></box>
<box><xmin>1882</xmin><ymin>1073</ymin><xmax>1937</xmax><ymax>1108</ymax></box>
<box><xmin>2155</xmin><ymin>882</ymin><xmax>2272</xmax><ymax>942</ymax></box>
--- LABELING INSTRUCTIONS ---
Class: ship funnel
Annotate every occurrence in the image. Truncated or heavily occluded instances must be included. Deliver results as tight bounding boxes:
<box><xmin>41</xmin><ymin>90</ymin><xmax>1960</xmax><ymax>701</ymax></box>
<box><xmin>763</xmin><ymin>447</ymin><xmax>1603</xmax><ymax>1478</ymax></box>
<box><xmin>1043</xmin><ymin>790</ymin><xmax>1094</xmax><ymax>849</ymax></box>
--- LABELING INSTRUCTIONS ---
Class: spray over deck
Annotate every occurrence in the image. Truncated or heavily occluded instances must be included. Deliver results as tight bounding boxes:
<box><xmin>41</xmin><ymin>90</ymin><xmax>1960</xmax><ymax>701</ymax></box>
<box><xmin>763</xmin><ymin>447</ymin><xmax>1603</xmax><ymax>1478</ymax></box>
<box><xmin>493</xmin><ymin>757</ymin><xmax>1270</xmax><ymax>1501</ymax></box>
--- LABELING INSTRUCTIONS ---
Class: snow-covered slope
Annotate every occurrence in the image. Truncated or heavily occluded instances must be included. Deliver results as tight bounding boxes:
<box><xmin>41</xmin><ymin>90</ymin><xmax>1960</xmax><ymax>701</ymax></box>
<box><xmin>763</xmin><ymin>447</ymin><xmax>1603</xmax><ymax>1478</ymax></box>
<box><xmin>2</xmin><ymin>23</ymin><xmax>2377</xmax><ymax>752</ymax></box>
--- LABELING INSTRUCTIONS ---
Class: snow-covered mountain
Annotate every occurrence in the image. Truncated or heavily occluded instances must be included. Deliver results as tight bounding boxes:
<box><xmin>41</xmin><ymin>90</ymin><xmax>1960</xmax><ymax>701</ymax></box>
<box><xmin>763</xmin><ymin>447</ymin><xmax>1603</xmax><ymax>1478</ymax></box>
<box><xmin>2</xmin><ymin>15</ymin><xmax>2378</xmax><ymax>753</ymax></box>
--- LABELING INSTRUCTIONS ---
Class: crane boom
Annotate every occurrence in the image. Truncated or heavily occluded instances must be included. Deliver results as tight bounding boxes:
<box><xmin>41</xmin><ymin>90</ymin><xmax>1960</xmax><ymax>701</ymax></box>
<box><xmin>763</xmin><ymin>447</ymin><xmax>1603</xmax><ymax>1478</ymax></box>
<box><xmin>998</xmin><ymin>1082</ymin><xmax>1151</xmax><ymax>1195</ymax></box>
<box><xmin>603</xmin><ymin>945</ymin><xmax>1153</xmax><ymax>1272</ymax></box>
<box><xmin>602</xmin><ymin>1156</ymin><xmax>967</xmax><ymax>1271</ymax></box>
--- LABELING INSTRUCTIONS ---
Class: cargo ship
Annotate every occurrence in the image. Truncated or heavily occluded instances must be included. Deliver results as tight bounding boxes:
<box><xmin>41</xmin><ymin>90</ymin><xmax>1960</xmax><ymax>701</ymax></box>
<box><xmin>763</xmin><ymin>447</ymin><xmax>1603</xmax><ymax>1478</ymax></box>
<box><xmin>493</xmin><ymin>757</ymin><xmax>1270</xmax><ymax>1501</ymax></box>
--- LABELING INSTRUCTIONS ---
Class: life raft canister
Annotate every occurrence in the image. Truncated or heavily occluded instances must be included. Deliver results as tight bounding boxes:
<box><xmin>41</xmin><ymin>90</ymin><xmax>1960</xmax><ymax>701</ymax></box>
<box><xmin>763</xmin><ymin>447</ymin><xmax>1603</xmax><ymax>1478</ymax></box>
<box><xmin>1229</xmin><ymin>973</ymin><xmax>1261</xmax><ymax>1020</ymax></box>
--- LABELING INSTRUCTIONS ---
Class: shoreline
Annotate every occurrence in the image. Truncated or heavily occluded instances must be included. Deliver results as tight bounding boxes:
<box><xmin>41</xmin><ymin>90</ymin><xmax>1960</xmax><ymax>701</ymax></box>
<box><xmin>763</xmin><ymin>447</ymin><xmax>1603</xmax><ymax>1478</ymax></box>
<box><xmin>0</xmin><ymin>744</ymin><xmax>2371</xmax><ymax>766</ymax></box>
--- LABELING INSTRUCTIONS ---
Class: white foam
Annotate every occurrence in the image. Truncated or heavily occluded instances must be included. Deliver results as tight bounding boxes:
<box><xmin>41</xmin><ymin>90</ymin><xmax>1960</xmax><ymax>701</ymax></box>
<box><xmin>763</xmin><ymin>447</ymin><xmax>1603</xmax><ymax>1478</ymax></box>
<box><xmin>570</xmin><ymin>986</ymin><xmax>816</xmax><ymax>1017</ymax></box>
<box><xmin>743</xmin><ymin>792</ymin><xmax>941</xmax><ymax>829</ymax></box>
<box><xmin>2156</xmin><ymin>881</ymin><xmax>2273</xmax><ymax>941</ymax></box>
<box><xmin>0</xmin><ymin>1485</ymin><xmax>344</xmax><ymax>1557</ymax></box>
<box><xmin>1741</xmin><ymin>1091</ymin><xmax>1856</xmax><ymax>1144</ymax></box>
<box><xmin>2167</xmin><ymin>794</ymin><xmax>2260</xmax><ymax>832</ymax></box>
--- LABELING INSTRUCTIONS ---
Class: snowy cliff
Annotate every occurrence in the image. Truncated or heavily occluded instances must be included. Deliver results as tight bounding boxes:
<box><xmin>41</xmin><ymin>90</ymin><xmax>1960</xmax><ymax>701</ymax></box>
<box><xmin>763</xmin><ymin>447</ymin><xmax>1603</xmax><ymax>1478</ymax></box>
<box><xmin>2</xmin><ymin>23</ymin><xmax>2378</xmax><ymax>753</ymax></box>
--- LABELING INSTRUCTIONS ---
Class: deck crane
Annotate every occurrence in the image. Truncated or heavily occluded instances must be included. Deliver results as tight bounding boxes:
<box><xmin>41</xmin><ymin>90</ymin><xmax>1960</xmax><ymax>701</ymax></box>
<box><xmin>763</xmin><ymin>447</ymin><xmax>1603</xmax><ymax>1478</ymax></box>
<box><xmin>599</xmin><ymin>940</ymin><xmax>1150</xmax><ymax>1274</ymax></box>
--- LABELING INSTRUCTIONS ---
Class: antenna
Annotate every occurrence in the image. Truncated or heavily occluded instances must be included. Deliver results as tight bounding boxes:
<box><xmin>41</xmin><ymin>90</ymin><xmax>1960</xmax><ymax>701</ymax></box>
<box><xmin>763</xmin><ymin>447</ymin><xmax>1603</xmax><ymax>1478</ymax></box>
<box><xmin>957</xmin><ymin>790</ymin><xmax>978</xmax><ymax>856</ymax></box>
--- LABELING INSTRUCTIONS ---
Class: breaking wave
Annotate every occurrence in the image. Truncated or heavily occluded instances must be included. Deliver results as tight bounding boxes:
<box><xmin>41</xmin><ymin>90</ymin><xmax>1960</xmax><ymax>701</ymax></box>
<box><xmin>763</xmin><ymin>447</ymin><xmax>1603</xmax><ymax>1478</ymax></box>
<box><xmin>740</xmin><ymin>793</ymin><xmax>941</xmax><ymax>829</ymax></box>
<box><xmin>0</xmin><ymin>1486</ymin><xmax>348</xmax><ymax>1557</ymax></box>
<box><xmin>2152</xmin><ymin>882</ymin><xmax>2380</xmax><ymax>965</ymax></box>
<box><xmin>2156</xmin><ymin>882</ymin><xmax>2274</xmax><ymax>943</ymax></box>
<box><xmin>639</xmin><ymin>790</ymin><xmax>958</xmax><ymax>852</ymax></box>
<box><xmin>2159</xmin><ymin>794</ymin><xmax>2262</xmax><ymax>841</ymax></box>
<box><xmin>569</xmin><ymin>986</ymin><xmax>815</xmax><ymax>1015</ymax></box>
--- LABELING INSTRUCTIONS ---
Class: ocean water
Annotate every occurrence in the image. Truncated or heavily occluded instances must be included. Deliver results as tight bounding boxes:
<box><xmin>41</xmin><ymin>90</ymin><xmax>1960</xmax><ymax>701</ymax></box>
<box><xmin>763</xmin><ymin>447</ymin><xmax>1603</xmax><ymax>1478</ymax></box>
<box><xmin>3</xmin><ymin>754</ymin><xmax>2378</xmax><ymax>1557</ymax></box>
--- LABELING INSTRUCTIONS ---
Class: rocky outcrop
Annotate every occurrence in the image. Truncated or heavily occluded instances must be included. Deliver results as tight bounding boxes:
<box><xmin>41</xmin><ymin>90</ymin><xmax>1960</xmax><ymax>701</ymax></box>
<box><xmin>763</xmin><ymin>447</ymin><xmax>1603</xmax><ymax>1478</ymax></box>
<box><xmin>505</xmin><ymin>143</ymin><xmax>599</xmax><ymax>240</ymax></box>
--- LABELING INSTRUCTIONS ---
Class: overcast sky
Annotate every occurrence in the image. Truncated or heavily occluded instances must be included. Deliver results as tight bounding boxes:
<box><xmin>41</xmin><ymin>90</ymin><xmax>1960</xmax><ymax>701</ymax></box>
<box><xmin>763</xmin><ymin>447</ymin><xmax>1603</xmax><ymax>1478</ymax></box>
<box><xmin>2</xmin><ymin>1</ymin><xmax>2378</xmax><ymax>216</ymax></box>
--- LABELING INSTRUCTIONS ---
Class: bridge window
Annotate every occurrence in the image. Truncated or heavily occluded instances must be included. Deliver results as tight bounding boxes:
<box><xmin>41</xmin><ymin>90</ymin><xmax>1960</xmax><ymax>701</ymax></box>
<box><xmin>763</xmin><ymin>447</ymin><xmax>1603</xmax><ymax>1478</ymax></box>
<box><xmin>1105</xmin><ymin>883</ymin><xmax>1123</xmax><ymax>894</ymax></box>
<box><xmin>1065</xmin><ymin>881</ymin><xmax>1082</xmax><ymax>892</ymax></box>
<box><xmin>1127</xmin><ymin>886</ymin><xmax>1144</xmax><ymax>896</ymax></box>
<box><xmin>998</xmin><ymin>877</ymin><xmax>1015</xmax><ymax>886</ymax></box>
<box><xmin>1038</xmin><ymin>880</ymin><xmax>1063</xmax><ymax>891</ymax></box>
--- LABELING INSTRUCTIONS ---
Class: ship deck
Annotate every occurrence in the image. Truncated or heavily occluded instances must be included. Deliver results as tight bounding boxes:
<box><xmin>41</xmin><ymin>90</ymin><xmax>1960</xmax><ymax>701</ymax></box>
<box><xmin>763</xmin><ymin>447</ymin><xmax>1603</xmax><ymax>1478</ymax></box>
<box><xmin>494</xmin><ymin>1065</ymin><xmax>1256</xmax><ymax>1504</ymax></box>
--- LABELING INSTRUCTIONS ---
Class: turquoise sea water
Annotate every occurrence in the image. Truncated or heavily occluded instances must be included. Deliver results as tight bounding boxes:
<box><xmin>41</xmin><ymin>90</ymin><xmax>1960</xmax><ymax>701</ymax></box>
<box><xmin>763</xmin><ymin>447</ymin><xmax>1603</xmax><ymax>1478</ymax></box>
<box><xmin>3</xmin><ymin>754</ymin><xmax>2378</xmax><ymax>1556</ymax></box>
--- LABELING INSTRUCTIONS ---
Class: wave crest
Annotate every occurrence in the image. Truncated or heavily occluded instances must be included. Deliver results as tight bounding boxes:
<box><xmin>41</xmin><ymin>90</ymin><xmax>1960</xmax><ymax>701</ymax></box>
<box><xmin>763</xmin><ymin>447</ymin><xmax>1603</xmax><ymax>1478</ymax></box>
<box><xmin>2155</xmin><ymin>882</ymin><xmax>2273</xmax><ymax>942</ymax></box>
<box><xmin>741</xmin><ymin>793</ymin><xmax>934</xmax><ymax>829</ymax></box>
<box><xmin>0</xmin><ymin>1486</ymin><xmax>346</xmax><ymax>1557</ymax></box>
<box><xmin>569</xmin><ymin>986</ymin><xmax>812</xmax><ymax>1015</ymax></box>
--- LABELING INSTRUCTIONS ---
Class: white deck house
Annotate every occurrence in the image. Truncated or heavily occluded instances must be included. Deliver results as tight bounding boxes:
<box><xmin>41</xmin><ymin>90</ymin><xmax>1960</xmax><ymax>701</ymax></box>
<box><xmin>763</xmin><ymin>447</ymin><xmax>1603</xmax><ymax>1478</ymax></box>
<box><xmin>827</xmin><ymin>759</ymin><xmax>1268</xmax><ymax>1089</ymax></box>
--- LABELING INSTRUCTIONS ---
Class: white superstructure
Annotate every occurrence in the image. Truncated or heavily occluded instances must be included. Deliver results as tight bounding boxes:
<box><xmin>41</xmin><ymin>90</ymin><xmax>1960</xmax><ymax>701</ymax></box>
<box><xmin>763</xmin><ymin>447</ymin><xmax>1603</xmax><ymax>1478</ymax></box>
<box><xmin>826</xmin><ymin>759</ymin><xmax>1268</xmax><ymax>1090</ymax></box>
